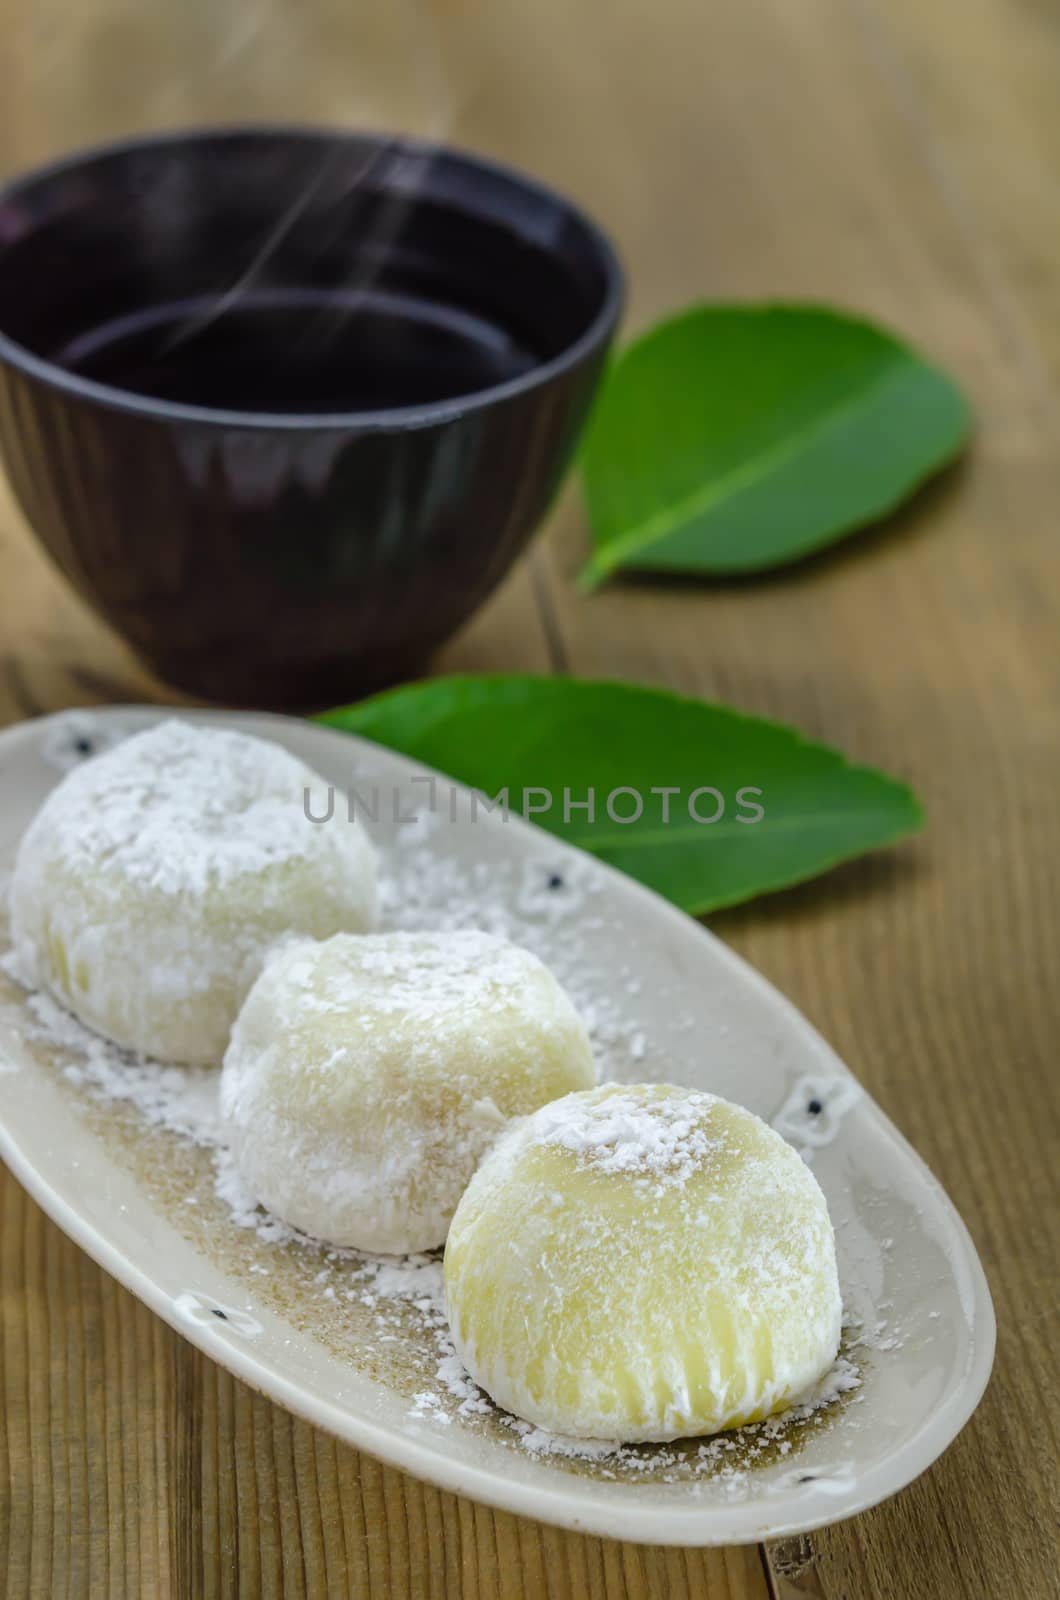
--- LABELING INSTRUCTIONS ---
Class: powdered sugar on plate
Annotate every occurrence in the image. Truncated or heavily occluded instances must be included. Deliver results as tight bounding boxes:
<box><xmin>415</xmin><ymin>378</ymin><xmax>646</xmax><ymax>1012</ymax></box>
<box><xmin>1</xmin><ymin>955</ymin><xmax>224</xmax><ymax>1141</ymax></box>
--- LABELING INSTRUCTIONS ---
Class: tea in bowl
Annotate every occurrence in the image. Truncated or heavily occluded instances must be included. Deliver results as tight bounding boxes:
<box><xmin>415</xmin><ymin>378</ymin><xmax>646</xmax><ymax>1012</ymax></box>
<box><xmin>0</xmin><ymin>127</ymin><xmax>623</xmax><ymax>706</ymax></box>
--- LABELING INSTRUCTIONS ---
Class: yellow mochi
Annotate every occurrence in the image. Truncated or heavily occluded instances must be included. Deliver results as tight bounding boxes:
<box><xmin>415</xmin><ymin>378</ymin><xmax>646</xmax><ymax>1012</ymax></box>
<box><xmin>444</xmin><ymin>1083</ymin><xmax>842</xmax><ymax>1442</ymax></box>
<box><xmin>9</xmin><ymin>721</ymin><xmax>377</xmax><ymax>1066</ymax></box>
<box><xmin>221</xmin><ymin>930</ymin><xmax>596</xmax><ymax>1253</ymax></box>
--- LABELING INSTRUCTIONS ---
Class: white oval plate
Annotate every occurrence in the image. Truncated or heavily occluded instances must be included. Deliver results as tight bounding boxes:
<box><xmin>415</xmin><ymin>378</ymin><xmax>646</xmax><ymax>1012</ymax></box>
<box><xmin>0</xmin><ymin>708</ymin><xmax>994</xmax><ymax>1546</ymax></box>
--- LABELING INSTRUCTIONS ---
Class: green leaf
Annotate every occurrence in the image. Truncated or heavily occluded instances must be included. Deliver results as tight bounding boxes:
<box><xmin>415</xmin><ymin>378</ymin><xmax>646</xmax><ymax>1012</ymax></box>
<box><xmin>578</xmin><ymin>303</ymin><xmax>970</xmax><ymax>587</ymax></box>
<box><xmin>320</xmin><ymin>675</ymin><xmax>923</xmax><ymax>915</ymax></box>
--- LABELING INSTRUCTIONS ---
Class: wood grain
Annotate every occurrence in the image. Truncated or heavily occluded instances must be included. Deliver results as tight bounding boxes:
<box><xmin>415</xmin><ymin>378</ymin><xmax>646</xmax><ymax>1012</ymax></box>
<box><xmin>2</xmin><ymin>0</ymin><xmax>1059</xmax><ymax>1594</ymax></box>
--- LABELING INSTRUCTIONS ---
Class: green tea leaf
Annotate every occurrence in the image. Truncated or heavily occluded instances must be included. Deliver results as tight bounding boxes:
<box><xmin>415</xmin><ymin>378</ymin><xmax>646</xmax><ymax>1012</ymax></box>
<box><xmin>579</xmin><ymin>304</ymin><xmax>970</xmax><ymax>587</ymax></box>
<box><xmin>321</xmin><ymin>675</ymin><xmax>922</xmax><ymax>914</ymax></box>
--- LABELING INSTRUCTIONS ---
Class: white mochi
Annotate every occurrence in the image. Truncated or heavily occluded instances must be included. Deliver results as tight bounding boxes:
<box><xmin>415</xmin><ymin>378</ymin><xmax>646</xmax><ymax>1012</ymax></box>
<box><xmin>10</xmin><ymin>720</ymin><xmax>377</xmax><ymax>1065</ymax></box>
<box><xmin>444</xmin><ymin>1083</ymin><xmax>842</xmax><ymax>1442</ymax></box>
<box><xmin>220</xmin><ymin>930</ymin><xmax>596</xmax><ymax>1253</ymax></box>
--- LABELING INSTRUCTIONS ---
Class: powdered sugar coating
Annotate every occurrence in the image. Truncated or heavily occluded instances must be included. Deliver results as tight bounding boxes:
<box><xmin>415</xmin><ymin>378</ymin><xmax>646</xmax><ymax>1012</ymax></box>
<box><xmin>9</xmin><ymin>720</ymin><xmax>377</xmax><ymax>1065</ymax></box>
<box><xmin>445</xmin><ymin>1083</ymin><xmax>842</xmax><ymax>1442</ymax></box>
<box><xmin>529</xmin><ymin>1087</ymin><xmax>722</xmax><ymax>1187</ymax></box>
<box><xmin>220</xmin><ymin>929</ymin><xmax>596</xmax><ymax>1254</ymax></box>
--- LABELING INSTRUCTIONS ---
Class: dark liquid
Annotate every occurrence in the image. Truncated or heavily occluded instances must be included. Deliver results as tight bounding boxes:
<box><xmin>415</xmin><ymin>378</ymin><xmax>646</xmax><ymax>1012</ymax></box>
<box><xmin>55</xmin><ymin>287</ymin><xmax>541</xmax><ymax>413</ymax></box>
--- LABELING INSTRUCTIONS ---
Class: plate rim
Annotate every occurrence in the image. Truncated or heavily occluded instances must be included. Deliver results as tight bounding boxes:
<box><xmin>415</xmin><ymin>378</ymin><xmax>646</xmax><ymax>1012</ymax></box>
<box><xmin>0</xmin><ymin>706</ymin><xmax>997</xmax><ymax>1546</ymax></box>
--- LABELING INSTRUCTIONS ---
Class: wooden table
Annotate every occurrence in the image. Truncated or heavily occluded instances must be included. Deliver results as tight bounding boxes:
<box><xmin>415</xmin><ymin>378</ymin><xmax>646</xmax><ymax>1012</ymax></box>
<box><xmin>2</xmin><ymin>0</ymin><xmax>1058</xmax><ymax>1594</ymax></box>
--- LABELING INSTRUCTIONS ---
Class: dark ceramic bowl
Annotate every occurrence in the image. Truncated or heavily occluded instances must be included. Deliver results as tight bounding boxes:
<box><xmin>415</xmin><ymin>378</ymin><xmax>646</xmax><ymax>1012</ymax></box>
<box><xmin>0</xmin><ymin>128</ymin><xmax>622</xmax><ymax>706</ymax></box>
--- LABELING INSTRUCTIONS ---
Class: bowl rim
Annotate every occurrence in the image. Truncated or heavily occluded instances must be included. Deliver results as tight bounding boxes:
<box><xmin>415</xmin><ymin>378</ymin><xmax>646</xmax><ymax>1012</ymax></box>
<box><xmin>0</xmin><ymin>124</ymin><xmax>625</xmax><ymax>432</ymax></box>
